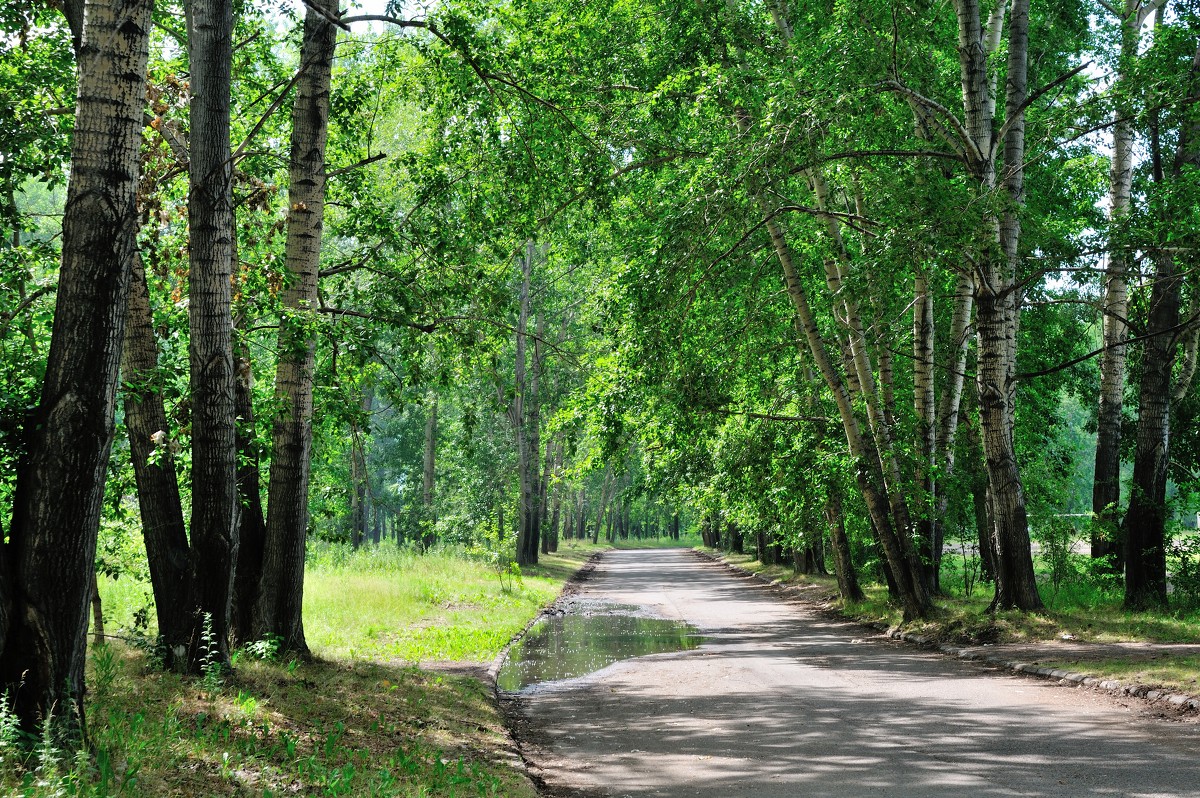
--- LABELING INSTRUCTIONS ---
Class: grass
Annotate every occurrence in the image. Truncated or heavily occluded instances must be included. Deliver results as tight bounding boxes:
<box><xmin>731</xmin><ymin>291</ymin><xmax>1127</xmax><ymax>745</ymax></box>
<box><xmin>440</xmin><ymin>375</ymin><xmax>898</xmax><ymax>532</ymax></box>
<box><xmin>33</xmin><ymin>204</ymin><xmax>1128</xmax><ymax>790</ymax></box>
<box><xmin>1035</xmin><ymin>656</ymin><xmax>1200</xmax><ymax>695</ymax></box>
<box><xmin>3</xmin><ymin>541</ymin><xmax>602</xmax><ymax>797</ymax></box>
<box><xmin>303</xmin><ymin>543</ymin><xmax>598</xmax><ymax>662</ymax></box>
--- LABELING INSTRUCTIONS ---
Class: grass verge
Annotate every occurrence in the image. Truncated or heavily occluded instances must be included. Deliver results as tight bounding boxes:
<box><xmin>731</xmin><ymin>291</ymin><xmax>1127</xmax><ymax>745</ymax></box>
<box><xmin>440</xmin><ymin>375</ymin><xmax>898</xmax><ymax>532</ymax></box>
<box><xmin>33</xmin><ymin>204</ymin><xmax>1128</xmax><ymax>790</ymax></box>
<box><xmin>3</xmin><ymin>543</ymin><xmax>601</xmax><ymax>796</ymax></box>
<box><xmin>1034</xmin><ymin>656</ymin><xmax>1200</xmax><ymax>694</ymax></box>
<box><xmin>303</xmin><ymin>543</ymin><xmax>600</xmax><ymax>662</ymax></box>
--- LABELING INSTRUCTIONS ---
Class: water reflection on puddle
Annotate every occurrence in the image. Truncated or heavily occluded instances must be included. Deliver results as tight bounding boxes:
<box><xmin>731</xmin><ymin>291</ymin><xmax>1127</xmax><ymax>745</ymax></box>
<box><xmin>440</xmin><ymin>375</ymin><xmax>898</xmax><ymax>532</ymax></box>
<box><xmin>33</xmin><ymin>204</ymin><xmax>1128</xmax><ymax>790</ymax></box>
<box><xmin>497</xmin><ymin>605</ymin><xmax>704</xmax><ymax>692</ymax></box>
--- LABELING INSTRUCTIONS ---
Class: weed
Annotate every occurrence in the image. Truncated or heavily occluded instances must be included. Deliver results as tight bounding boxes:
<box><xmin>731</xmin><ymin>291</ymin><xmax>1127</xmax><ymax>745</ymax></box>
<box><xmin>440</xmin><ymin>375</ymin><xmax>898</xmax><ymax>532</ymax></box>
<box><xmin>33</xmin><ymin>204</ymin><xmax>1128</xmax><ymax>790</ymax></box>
<box><xmin>1168</xmin><ymin>531</ymin><xmax>1200</xmax><ymax>610</ymax></box>
<box><xmin>241</xmin><ymin>635</ymin><xmax>282</xmax><ymax>663</ymax></box>
<box><xmin>497</xmin><ymin>561</ymin><xmax>522</xmax><ymax>593</ymax></box>
<box><xmin>0</xmin><ymin>693</ymin><xmax>19</xmax><ymax>767</ymax></box>
<box><xmin>200</xmin><ymin>613</ymin><xmax>224</xmax><ymax>693</ymax></box>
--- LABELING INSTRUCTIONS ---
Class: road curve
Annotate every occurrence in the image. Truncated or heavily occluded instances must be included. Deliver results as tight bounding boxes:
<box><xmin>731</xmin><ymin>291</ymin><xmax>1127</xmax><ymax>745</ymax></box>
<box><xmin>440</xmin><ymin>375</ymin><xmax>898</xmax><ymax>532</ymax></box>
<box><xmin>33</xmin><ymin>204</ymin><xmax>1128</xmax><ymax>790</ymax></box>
<box><xmin>508</xmin><ymin>549</ymin><xmax>1200</xmax><ymax>797</ymax></box>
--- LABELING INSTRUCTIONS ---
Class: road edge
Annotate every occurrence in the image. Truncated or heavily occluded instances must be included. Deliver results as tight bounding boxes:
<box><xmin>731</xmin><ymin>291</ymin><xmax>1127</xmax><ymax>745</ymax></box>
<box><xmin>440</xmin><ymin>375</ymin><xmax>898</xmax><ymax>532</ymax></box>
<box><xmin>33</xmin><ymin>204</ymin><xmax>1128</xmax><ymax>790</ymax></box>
<box><xmin>690</xmin><ymin>547</ymin><xmax>1200</xmax><ymax>717</ymax></box>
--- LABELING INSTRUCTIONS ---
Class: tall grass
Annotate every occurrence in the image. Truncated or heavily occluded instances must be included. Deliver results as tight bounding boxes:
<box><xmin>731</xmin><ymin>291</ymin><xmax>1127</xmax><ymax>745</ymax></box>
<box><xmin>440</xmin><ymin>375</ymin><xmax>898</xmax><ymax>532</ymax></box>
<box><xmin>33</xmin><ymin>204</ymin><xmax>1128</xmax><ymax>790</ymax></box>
<box><xmin>303</xmin><ymin>542</ymin><xmax>568</xmax><ymax>661</ymax></box>
<box><xmin>13</xmin><ymin>541</ymin><xmax>593</xmax><ymax>797</ymax></box>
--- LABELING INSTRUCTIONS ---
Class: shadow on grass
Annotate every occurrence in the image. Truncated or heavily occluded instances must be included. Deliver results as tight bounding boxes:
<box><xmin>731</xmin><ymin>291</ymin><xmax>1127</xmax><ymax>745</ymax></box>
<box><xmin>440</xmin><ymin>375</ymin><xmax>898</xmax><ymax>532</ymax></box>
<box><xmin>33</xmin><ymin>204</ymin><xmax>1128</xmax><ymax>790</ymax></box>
<box><xmin>68</xmin><ymin>644</ymin><xmax>539</xmax><ymax>798</ymax></box>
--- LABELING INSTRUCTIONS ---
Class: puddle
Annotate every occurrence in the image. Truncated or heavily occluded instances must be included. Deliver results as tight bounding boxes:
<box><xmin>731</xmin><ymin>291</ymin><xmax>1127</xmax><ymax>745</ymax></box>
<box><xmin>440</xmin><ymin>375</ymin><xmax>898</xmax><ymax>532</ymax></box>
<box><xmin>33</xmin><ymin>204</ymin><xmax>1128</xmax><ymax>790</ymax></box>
<box><xmin>497</xmin><ymin>607</ymin><xmax>704</xmax><ymax>692</ymax></box>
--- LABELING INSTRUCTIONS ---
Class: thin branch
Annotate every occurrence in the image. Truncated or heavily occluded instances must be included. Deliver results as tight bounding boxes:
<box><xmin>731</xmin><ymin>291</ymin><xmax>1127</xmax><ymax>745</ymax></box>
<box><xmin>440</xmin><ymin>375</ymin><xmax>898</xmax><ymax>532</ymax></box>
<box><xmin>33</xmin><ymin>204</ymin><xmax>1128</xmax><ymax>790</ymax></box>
<box><xmin>338</xmin><ymin>15</ymin><xmax>429</xmax><ymax>29</ymax></box>
<box><xmin>793</xmin><ymin>149</ymin><xmax>966</xmax><ymax>172</ymax></box>
<box><xmin>880</xmin><ymin>79</ymin><xmax>982</xmax><ymax>164</ymax></box>
<box><xmin>699</xmin><ymin>407</ymin><xmax>827</xmax><ymax>424</ymax></box>
<box><xmin>231</xmin><ymin>58</ymin><xmax>313</xmax><ymax>163</ymax></box>
<box><xmin>994</xmin><ymin>62</ymin><xmax>1091</xmax><ymax>151</ymax></box>
<box><xmin>326</xmin><ymin>152</ymin><xmax>387</xmax><ymax>178</ymax></box>
<box><xmin>0</xmin><ymin>284</ymin><xmax>56</xmax><ymax>335</ymax></box>
<box><xmin>537</xmin><ymin>151</ymin><xmax>704</xmax><ymax>226</ymax></box>
<box><xmin>317</xmin><ymin>308</ymin><xmax>579</xmax><ymax>360</ymax></box>
<box><xmin>300</xmin><ymin>0</ymin><xmax>350</xmax><ymax>28</ymax></box>
<box><xmin>152</xmin><ymin>18</ymin><xmax>187</xmax><ymax>47</ymax></box>
<box><xmin>318</xmin><ymin>306</ymin><xmax>438</xmax><ymax>332</ymax></box>
<box><xmin>1016</xmin><ymin>309</ymin><xmax>1200</xmax><ymax>381</ymax></box>
<box><xmin>481</xmin><ymin>70</ymin><xmax>600</xmax><ymax>150</ymax></box>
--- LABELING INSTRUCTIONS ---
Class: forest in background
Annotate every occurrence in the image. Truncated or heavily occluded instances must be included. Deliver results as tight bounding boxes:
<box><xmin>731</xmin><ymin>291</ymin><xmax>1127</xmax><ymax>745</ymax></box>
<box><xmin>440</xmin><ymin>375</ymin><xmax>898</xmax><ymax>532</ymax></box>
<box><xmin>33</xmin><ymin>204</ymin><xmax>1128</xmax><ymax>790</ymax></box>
<box><xmin>3</xmin><ymin>0</ymin><xmax>1200</xmax><ymax>745</ymax></box>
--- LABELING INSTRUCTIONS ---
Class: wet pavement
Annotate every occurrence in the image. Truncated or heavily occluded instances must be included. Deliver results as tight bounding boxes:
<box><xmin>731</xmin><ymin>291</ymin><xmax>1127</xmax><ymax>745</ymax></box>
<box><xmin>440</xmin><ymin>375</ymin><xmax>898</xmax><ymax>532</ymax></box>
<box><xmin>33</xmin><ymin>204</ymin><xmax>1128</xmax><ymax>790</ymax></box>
<box><xmin>498</xmin><ymin>601</ymin><xmax>703</xmax><ymax>692</ymax></box>
<box><xmin>509</xmin><ymin>549</ymin><xmax>1200</xmax><ymax>797</ymax></box>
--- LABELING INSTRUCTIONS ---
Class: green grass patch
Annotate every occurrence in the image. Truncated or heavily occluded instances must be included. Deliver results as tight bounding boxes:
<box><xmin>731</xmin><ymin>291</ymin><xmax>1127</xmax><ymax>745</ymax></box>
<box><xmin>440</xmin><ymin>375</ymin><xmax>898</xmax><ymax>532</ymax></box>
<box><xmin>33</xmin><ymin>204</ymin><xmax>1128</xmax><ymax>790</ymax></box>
<box><xmin>0</xmin><ymin>643</ymin><xmax>538</xmax><ymax>797</ymax></box>
<box><xmin>1034</xmin><ymin>656</ymin><xmax>1200</xmax><ymax>695</ymax></box>
<box><xmin>304</xmin><ymin>543</ymin><xmax>599</xmax><ymax>662</ymax></box>
<box><xmin>51</xmin><ymin>542</ymin><xmax>601</xmax><ymax>797</ymax></box>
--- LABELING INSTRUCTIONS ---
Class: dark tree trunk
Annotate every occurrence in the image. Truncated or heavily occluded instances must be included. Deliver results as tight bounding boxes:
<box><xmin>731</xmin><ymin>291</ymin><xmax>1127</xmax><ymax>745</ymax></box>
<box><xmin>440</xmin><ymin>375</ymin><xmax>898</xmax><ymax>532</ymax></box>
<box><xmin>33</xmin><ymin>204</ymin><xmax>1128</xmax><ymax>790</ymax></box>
<box><xmin>0</xmin><ymin>0</ymin><xmax>153</xmax><ymax>736</ymax></box>
<box><xmin>728</xmin><ymin>522</ymin><xmax>744</xmax><ymax>555</ymax></box>
<box><xmin>826</xmin><ymin>492</ymin><xmax>864</xmax><ymax>602</ymax></box>
<box><xmin>123</xmin><ymin>257</ymin><xmax>190</xmax><ymax>663</ymax></box>
<box><xmin>1123</xmin><ymin>41</ymin><xmax>1200</xmax><ymax>610</ymax></box>
<box><xmin>422</xmin><ymin>391</ymin><xmax>437</xmax><ymax>550</ymax></box>
<box><xmin>186</xmin><ymin>0</ymin><xmax>239</xmax><ymax>670</ymax></box>
<box><xmin>232</xmin><ymin>350</ymin><xmax>267</xmax><ymax>646</ymax></box>
<box><xmin>539</xmin><ymin>436</ymin><xmax>553</xmax><ymax>555</ymax></box>
<box><xmin>913</xmin><ymin>272</ymin><xmax>938</xmax><ymax>591</ymax></box>
<box><xmin>1122</xmin><ymin>262</ymin><xmax>1177</xmax><ymax>609</ymax></box>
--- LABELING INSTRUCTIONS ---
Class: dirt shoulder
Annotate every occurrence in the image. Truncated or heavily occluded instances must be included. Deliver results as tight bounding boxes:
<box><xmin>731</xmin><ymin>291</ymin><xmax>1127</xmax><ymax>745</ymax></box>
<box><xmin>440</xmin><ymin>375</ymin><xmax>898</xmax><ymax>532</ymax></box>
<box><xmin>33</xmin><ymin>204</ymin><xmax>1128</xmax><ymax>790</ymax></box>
<box><xmin>693</xmin><ymin>548</ymin><xmax>1200</xmax><ymax>718</ymax></box>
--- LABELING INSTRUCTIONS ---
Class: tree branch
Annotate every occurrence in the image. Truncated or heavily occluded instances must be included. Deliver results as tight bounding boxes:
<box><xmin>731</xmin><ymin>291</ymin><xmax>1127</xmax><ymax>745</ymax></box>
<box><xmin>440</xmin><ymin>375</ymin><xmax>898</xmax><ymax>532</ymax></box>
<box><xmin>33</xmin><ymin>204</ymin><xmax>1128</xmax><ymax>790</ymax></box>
<box><xmin>326</xmin><ymin>152</ymin><xmax>387</xmax><ymax>178</ymax></box>
<box><xmin>880</xmin><ymin>79</ymin><xmax>982</xmax><ymax>164</ymax></box>
<box><xmin>1016</xmin><ymin>310</ymin><xmax>1200</xmax><ymax>382</ymax></box>
<box><xmin>0</xmin><ymin>284</ymin><xmax>56</xmax><ymax>336</ymax></box>
<box><xmin>995</xmin><ymin>62</ymin><xmax>1091</xmax><ymax>151</ymax></box>
<box><xmin>699</xmin><ymin>407</ymin><xmax>827</xmax><ymax>424</ymax></box>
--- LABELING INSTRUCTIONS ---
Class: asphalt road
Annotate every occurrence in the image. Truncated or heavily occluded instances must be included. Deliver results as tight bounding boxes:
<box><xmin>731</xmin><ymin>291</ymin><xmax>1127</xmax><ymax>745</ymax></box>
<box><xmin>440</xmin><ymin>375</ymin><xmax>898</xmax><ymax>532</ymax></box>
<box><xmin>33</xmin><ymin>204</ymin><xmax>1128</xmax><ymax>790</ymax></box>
<box><xmin>508</xmin><ymin>549</ymin><xmax>1200</xmax><ymax>797</ymax></box>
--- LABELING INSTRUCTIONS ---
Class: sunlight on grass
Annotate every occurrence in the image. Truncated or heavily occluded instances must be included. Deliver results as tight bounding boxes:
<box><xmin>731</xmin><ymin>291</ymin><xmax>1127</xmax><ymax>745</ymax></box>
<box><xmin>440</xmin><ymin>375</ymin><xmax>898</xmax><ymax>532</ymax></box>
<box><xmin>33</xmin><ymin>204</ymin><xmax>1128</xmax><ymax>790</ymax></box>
<box><xmin>304</xmin><ymin>543</ymin><xmax>595</xmax><ymax>662</ymax></box>
<box><xmin>57</xmin><ymin>542</ymin><xmax>604</xmax><ymax>798</ymax></box>
<box><xmin>1038</xmin><ymin>656</ymin><xmax>1200</xmax><ymax>695</ymax></box>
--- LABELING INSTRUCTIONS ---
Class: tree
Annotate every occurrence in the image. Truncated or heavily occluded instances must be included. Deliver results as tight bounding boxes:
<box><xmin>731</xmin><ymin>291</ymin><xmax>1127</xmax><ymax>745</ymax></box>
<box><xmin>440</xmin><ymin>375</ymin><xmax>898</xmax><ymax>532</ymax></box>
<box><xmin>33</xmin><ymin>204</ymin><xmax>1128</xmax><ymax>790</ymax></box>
<box><xmin>1124</xmin><ymin>35</ymin><xmax>1200</xmax><ymax>610</ymax></box>
<box><xmin>253</xmin><ymin>0</ymin><xmax>340</xmax><ymax>658</ymax></box>
<box><xmin>185</xmin><ymin>0</ymin><xmax>239</xmax><ymax>670</ymax></box>
<box><xmin>0</xmin><ymin>0</ymin><xmax>153</xmax><ymax>735</ymax></box>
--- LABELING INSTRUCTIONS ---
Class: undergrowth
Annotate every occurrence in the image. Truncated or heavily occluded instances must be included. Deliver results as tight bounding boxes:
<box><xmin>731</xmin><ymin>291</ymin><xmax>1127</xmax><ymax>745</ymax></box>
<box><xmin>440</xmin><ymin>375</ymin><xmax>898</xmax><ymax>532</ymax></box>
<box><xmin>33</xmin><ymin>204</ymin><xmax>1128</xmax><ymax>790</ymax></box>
<box><xmin>0</xmin><ymin>644</ymin><xmax>532</xmax><ymax>797</ymax></box>
<box><xmin>4</xmin><ymin>542</ymin><xmax>603</xmax><ymax>796</ymax></box>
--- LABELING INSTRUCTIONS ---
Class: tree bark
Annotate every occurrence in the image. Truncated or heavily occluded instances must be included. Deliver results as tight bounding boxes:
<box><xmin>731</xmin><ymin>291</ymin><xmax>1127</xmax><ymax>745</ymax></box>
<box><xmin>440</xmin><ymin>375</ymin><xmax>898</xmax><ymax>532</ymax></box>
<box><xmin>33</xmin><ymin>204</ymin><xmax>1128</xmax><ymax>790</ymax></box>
<box><xmin>0</xmin><ymin>0</ymin><xmax>153</xmax><ymax>736</ymax></box>
<box><xmin>932</xmin><ymin>267</ymin><xmax>975</xmax><ymax>588</ymax></box>
<box><xmin>1093</xmin><ymin>0</ymin><xmax>1141</xmax><ymax>567</ymax></box>
<box><xmin>1123</xmin><ymin>251</ymin><xmax>1178</xmax><ymax>610</ymax></box>
<box><xmin>761</xmin><ymin>197</ymin><xmax>929</xmax><ymax>619</ymax></box>
<box><xmin>958</xmin><ymin>0</ymin><xmax>1042</xmax><ymax>611</ymax></box>
<box><xmin>825</xmin><ymin>490</ymin><xmax>864</xmax><ymax>602</ymax></box>
<box><xmin>186</xmin><ymin>0</ymin><xmax>240</xmax><ymax>669</ymax></box>
<box><xmin>422</xmin><ymin>390</ymin><xmax>438</xmax><ymax>549</ymax></box>
<box><xmin>1124</xmin><ymin>41</ymin><xmax>1200</xmax><ymax>610</ymax></box>
<box><xmin>231</xmin><ymin>348</ymin><xmax>267</xmax><ymax>645</ymax></box>
<box><xmin>255</xmin><ymin>0</ymin><xmax>338</xmax><ymax>656</ymax></box>
<box><xmin>913</xmin><ymin>271</ymin><xmax>937</xmax><ymax>589</ymax></box>
<box><xmin>122</xmin><ymin>257</ymin><xmax>191</xmax><ymax>664</ymax></box>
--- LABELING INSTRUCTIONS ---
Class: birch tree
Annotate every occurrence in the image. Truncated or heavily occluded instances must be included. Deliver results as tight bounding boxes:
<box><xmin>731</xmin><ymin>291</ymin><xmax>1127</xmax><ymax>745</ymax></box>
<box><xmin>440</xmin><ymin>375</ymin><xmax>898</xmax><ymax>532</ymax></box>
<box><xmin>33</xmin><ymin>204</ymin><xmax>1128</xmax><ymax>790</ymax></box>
<box><xmin>0</xmin><ymin>0</ymin><xmax>153</xmax><ymax>734</ymax></box>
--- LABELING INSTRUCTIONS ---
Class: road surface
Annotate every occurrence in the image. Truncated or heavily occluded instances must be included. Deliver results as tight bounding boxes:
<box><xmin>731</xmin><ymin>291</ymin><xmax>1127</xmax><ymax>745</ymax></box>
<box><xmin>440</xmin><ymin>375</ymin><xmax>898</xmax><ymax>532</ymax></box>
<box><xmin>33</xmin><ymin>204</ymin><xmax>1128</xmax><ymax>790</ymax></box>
<box><xmin>507</xmin><ymin>549</ymin><xmax>1200</xmax><ymax>797</ymax></box>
